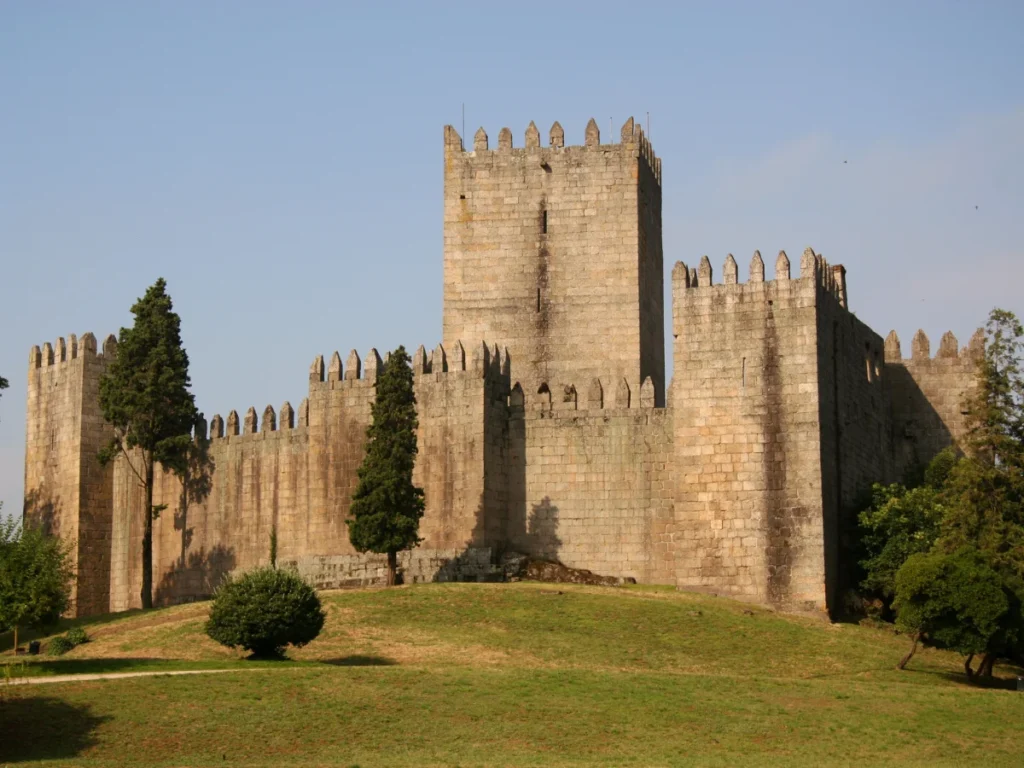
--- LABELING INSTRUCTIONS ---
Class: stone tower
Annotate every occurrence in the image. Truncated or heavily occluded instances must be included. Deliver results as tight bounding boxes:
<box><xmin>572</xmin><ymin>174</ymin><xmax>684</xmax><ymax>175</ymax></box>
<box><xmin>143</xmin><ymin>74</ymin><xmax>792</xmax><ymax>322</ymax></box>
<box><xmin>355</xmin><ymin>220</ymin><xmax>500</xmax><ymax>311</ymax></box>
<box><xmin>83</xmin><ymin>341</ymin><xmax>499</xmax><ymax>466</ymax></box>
<box><xmin>23</xmin><ymin>333</ymin><xmax>116</xmax><ymax>616</ymax></box>
<box><xmin>442</xmin><ymin>118</ymin><xmax>665</xmax><ymax>404</ymax></box>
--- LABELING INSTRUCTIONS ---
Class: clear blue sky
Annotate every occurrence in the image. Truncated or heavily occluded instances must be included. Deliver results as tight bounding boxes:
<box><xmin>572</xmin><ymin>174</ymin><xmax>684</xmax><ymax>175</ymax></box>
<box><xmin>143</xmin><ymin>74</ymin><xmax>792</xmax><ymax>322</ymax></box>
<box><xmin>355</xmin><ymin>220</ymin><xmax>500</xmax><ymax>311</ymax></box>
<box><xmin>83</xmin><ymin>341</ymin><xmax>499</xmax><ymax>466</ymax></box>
<box><xmin>2</xmin><ymin>1</ymin><xmax>1022</xmax><ymax>512</ymax></box>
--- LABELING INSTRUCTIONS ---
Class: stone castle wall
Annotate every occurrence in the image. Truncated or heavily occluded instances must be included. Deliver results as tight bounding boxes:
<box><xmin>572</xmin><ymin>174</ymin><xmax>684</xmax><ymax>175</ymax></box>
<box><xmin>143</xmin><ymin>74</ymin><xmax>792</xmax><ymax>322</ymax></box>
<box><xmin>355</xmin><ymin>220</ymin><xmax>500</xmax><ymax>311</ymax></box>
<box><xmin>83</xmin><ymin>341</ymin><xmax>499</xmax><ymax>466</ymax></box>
<box><xmin>884</xmin><ymin>328</ymin><xmax>984</xmax><ymax>483</ymax></box>
<box><xmin>670</xmin><ymin>251</ymin><xmax>830</xmax><ymax>610</ymax></box>
<box><xmin>506</xmin><ymin>378</ymin><xmax>675</xmax><ymax>584</ymax></box>
<box><xmin>107</xmin><ymin>343</ymin><xmax>510</xmax><ymax>610</ymax></box>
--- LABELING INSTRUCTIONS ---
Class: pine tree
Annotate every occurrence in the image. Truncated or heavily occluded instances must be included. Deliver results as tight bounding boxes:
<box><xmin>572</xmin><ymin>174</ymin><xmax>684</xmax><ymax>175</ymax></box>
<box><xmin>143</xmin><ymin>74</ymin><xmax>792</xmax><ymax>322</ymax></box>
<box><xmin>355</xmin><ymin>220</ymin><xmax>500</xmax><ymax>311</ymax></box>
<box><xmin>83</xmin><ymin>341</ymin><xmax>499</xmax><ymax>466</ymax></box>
<box><xmin>347</xmin><ymin>346</ymin><xmax>425</xmax><ymax>586</ymax></box>
<box><xmin>98</xmin><ymin>278</ymin><xmax>198</xmax><ymax>609</ymax></box>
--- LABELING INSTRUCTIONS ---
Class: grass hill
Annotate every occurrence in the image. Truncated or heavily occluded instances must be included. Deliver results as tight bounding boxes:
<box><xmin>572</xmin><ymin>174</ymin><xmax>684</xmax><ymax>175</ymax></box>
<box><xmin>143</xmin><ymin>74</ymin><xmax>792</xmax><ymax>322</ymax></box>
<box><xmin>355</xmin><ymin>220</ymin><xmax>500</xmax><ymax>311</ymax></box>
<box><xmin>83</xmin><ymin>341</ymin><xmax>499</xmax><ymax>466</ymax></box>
<box><xmin>2</xmin><ymin>582</ymin><xmax>1024</xmax><ymax>766</ymax></box>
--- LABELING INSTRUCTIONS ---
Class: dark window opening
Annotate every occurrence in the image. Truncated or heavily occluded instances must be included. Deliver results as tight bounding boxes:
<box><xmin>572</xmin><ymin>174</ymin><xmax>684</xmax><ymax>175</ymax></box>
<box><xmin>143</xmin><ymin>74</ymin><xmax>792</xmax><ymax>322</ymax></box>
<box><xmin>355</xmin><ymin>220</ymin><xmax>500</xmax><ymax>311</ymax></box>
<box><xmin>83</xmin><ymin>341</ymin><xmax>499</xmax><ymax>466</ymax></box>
<box><xmin>459</xmin><ymin>194</ymin><xmax>466</xmax><ymax>200</ymax></box>
<box><xmin>536</xmin><ymin>288</ymin><xmax>541</xmax><ymax>312</ymax></box>
<box><xmin>541</xmin><ymin>210</ymin><xmax>547</xmax><ymax>234</ymax></box>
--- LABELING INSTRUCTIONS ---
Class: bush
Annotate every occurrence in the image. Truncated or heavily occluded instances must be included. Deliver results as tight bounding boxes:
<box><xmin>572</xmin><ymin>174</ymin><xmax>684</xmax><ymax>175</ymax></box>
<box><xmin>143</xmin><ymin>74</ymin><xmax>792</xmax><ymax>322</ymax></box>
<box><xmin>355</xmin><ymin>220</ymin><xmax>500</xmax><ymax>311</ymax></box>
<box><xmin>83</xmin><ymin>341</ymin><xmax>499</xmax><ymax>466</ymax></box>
<box><xmin>65</xmin><ymin>627</ymin><xmax>88</xmax><ymax>646</ymax></box>
<box><xmin>205</xmin><ymin>567</ymin><xmax>325</xmax><ymax>657</ymax></box>
<box><xmin>47</xmin><ymin>636</ymin><xmax>74</xmax><ymax>656</ymax></box>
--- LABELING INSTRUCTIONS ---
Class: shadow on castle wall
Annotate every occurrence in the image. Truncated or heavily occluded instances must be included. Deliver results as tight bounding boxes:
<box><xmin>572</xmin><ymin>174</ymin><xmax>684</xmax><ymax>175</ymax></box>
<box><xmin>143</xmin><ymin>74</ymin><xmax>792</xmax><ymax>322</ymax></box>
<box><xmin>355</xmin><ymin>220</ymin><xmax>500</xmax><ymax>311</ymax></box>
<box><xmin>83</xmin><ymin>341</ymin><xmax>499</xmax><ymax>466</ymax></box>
<box><xmin>23</xmin><ymin>488</ymin><xmax>61</xmax><ymax>540</ymax></box>
<box><xmin>155</xmin><ymin>544</ymin><xmax>236</xmax><ymax>606</ymax></box>
<box><xmin>173</xmin><ymin>428</ymin><xmax>217</xmax><ymax>566</ymax></box>
<box><xmin>885</xmin><ymin>365</ymin><xmax>955</xmax><ymax>485</ymax></box>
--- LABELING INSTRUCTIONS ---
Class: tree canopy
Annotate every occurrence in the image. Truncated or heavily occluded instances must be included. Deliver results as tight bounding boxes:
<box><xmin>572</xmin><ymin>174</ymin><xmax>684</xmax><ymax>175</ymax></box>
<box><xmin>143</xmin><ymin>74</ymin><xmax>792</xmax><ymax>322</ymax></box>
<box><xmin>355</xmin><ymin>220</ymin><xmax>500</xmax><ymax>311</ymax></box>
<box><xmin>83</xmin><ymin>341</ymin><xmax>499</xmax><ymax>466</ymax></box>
<box><xmin>858</xmin><ymin>449</ymin><xmax>955</xmax><ymax>604</ymax></box>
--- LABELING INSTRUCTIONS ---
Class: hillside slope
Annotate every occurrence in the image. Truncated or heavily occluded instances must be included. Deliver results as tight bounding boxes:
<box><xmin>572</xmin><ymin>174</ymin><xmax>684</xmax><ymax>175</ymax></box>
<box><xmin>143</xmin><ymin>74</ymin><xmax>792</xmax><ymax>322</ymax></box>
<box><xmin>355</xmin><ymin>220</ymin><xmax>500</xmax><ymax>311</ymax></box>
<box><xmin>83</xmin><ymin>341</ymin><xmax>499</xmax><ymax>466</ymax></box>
<box><xmin>2</xmin><ymin>583</ymin><xmax>1023</xmax><ymax>766</ymax></box>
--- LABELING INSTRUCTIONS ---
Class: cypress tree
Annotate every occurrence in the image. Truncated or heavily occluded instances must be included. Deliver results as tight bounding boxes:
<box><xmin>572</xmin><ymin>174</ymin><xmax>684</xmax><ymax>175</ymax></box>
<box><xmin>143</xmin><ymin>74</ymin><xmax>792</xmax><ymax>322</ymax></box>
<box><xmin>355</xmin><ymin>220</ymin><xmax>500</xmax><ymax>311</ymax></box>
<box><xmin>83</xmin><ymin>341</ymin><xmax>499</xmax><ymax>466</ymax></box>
<box><xmin>347</xmin><ymin>346</ymin><xmax>425</xmax><ymax>586</ymax></box>
<box><xmin>98</xmin><ymin>278</ymin><xmax>198</xmax><ymax>609</ymax></box>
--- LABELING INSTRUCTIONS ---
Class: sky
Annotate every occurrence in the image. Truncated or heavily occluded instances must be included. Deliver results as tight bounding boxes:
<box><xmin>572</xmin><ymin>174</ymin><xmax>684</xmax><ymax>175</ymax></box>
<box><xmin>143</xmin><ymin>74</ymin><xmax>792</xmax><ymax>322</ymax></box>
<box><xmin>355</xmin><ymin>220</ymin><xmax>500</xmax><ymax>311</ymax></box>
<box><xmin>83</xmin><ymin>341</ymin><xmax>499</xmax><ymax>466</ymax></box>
<box><xmin>1</xmin><ymin>1</ymin><xmax>1022</xmax><ymax>513</ymax></box>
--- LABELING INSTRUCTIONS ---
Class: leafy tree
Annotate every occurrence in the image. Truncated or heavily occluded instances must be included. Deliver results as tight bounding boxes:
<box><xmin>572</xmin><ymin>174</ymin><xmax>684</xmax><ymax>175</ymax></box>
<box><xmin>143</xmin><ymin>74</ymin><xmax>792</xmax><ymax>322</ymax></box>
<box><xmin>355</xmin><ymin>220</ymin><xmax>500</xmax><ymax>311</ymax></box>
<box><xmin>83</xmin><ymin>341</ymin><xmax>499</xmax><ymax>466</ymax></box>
<box><xmin>858</xmin><ymin>449</ymin><xmax>956</xmax><ymax>605</ymax></box>
<box><xmin>892</xmin><ymin>548</ymin><xmax>1016</xmax><ymax>679</ymax></box>
<box><xmin>205</xmin><ymin>567</ymin><xmax>325</xmax><ymax>657</ymax></box>
<box><xmin>0</xmin><ymin>515</ymin><xmax>74</xmax><ymax>652</ymax></box>
<box><xmin>347</xmin><ymin>346</ymin><xmax>425</xmax><ymax>586</ymax></box>
<box><xmin>98</xmin><ymin>278</ymin><xmax>199</xmax><ymax>609</ymax></box>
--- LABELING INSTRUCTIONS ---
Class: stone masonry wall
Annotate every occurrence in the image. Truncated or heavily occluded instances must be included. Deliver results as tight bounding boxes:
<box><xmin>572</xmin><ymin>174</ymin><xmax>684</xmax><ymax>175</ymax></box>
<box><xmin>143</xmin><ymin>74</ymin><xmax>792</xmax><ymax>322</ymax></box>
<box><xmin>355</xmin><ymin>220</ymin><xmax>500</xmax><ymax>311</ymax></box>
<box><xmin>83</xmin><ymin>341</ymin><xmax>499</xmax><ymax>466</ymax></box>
<box><xmin>442</xmin><ymin>118</ymin><xmax>664</xmax><ymax>404</ymax></box>
<box><xmin>506</xmin><ymin>377</ymin><xmax>675</xmax><ymax>584</ymax></box>
<box><xmin>884</xmin><ymin>328</ymin><xmax>983</xmax><ymax>482</ymax></box>
<box><xmin>671</xmin><ymin>251</ymin><xmax>828</xmax><ymax>611</ymax></box>
<box><xmin>108</xmin><ymin>341</ymin><xmax>509</xmax><ymax>610</ymax></box>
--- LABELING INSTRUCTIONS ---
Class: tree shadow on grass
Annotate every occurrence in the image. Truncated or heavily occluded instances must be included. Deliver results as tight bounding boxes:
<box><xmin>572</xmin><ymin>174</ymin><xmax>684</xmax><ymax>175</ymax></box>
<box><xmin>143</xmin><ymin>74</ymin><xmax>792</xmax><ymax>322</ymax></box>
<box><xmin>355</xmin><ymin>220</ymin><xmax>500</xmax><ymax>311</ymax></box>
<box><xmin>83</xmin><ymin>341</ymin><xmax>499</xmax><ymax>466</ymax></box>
<box><xmin>321</xmin><ymin>655</ymin><xmax>397</xmax><ymax>667</ymax></box>
<box><xmin>0</xmin><ymin>696</ymin><xmax>110</xmax><ymax>762</ymax></box>
<box><xmin>923</xmin><ymin>670</ymin><xmax>1022</xmax><ymax>691</ymax></box>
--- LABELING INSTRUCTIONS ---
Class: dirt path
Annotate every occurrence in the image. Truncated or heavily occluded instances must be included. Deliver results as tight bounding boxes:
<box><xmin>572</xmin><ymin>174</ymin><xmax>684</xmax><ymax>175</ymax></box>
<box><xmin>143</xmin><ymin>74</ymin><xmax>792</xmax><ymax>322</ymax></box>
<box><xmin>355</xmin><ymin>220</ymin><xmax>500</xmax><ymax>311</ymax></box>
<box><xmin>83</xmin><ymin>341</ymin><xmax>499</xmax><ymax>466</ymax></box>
<box><xmin>6</xmin><ymin>668</ymin><xmax>250</xmax><ymax>687</ymax></box>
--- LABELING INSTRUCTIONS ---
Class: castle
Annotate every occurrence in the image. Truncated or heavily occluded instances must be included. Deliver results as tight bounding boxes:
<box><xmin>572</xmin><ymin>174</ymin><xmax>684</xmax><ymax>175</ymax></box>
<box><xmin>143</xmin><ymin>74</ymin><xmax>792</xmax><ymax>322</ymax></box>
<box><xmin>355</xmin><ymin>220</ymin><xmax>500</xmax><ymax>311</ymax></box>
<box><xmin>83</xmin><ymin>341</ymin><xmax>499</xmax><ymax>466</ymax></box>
<box><xmin>24</xmin><ymin>118</ymin><xmax>980</xmax><ymax>618</ymax></box>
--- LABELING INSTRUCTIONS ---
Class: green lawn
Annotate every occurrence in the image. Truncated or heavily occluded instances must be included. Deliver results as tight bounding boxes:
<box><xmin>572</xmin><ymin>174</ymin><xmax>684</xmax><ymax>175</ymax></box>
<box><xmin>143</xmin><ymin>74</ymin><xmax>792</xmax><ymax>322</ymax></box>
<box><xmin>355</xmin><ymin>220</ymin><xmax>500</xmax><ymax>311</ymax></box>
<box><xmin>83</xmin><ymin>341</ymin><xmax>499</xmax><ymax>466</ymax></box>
<box><xmin>2</xmin><ymin>582</ymin><xmax>1023</xmax><ymax>766</ymax></box>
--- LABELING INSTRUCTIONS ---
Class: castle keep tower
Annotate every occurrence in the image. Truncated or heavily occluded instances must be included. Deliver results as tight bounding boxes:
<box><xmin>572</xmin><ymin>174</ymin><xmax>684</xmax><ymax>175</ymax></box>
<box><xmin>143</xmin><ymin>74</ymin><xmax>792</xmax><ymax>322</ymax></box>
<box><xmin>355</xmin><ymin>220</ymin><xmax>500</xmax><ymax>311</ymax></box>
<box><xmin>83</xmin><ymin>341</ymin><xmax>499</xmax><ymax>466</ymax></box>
<box><xmin>442</xmin><ymin>118</ymin><xmax>665</xmax><ymax>404</ymax></box>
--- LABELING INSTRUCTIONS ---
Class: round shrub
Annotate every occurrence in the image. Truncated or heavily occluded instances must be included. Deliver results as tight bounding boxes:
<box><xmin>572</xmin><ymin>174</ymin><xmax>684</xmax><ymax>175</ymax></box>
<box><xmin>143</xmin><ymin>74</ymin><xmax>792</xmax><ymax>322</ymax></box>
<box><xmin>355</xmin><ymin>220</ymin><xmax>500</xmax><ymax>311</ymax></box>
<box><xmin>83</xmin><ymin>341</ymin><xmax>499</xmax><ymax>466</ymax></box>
<box><xmin>205</xmin><ymin>567</ymin><xmax>325</xmax><ymax>658</ymax></box>
<box><xmin>47</xmin><ymin>636</ymin><xmax>73</xmax><ymax>656</ymax></box>
<box><xmin>65</xmin><ymin>627</ymin><xmax>89</xmax><ymax>646</ymax></box>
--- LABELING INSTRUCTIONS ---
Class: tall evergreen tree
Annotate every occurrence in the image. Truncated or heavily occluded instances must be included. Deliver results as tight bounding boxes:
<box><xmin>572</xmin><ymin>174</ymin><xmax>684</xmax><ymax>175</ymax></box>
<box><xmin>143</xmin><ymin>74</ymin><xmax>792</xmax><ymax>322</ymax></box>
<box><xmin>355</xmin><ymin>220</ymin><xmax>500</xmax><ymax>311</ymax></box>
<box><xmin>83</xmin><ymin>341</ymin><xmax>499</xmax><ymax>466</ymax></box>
<box><xmin>347</xmin><ymin>346</ymin><xmax>425</xmax><ymax>586</ymax></box>
<box><xmin>98</xmin><ymin>278</ymin><xmax>198</xmax><ymax>609</ymax></box>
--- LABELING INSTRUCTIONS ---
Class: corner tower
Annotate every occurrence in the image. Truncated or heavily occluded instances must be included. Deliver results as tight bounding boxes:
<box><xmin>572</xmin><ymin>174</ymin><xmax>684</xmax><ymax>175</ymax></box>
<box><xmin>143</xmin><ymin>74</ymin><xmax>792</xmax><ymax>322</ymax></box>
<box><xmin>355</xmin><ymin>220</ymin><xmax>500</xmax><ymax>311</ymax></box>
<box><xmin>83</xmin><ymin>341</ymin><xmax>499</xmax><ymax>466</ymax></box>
<box><xmin>24</xmin><ymin>333</ymin><xmax>116</xmax><ymax>616</ymax></box>
<box><xmin>442</xmin><ymin>117</ymin><xmax>664</xmax><ymax>403</ymax></box>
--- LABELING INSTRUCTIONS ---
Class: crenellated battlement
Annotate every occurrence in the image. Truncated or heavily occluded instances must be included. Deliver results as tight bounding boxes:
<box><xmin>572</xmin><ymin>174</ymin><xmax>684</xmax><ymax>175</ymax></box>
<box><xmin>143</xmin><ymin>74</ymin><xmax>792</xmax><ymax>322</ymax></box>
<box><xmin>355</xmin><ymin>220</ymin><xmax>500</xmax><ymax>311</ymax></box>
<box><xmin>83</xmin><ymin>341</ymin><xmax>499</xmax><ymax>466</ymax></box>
<box><xmin>307</xmin><ymin>340</ymin><xmax>510</xmax><ymax>391</ymax></box>
<box><xmin>208</xmin><ymin>397</ymin><xmax>311</xmax><ymax>441</ymax></box>
<box><xmin>445</xmin><ymin>116</ymin><xmax>661</xmax><ymax>183</ymax></box>
<box><xmin>672</xmin><ymin>248</ymin><xmax>849</xmax><ymax>308</ymax></box>
<box><xmin>883</xmin><ymin>328</ymin><xmax>985</xmax><ymax>365</ymax></box>
<box><xmin>28</xmin><ymin>332</ymin><xmax>117</xmax><ymax>370</ymax></box>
